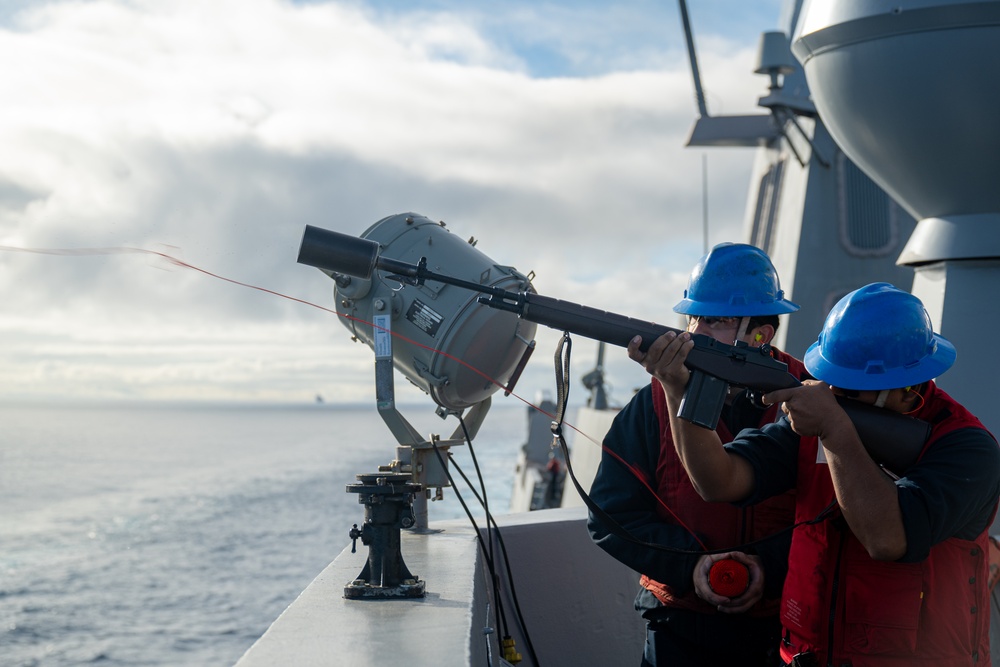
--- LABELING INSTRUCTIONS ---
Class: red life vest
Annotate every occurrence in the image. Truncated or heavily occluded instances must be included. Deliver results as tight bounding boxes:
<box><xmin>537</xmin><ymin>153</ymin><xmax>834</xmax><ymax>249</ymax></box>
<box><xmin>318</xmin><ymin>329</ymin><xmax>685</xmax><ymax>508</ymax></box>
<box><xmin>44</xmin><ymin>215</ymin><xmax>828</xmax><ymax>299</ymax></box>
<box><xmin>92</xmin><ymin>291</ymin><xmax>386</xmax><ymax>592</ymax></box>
<box><xmin>640</xmin><ymin>349</ymin><xmax>806</xmax><ymax>616</ymax></box>
<box><xmin>779</xmin><ymin>381</ymin><xmax>996</xmax><ymax>666</ymax></box>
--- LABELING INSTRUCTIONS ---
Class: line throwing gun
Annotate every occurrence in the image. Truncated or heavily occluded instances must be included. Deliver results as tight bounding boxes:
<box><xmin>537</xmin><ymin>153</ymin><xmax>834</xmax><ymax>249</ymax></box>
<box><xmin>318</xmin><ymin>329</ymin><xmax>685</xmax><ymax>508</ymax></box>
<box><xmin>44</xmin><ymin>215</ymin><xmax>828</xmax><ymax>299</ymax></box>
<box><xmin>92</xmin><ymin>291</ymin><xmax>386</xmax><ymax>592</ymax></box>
<box><xmin>298</xmin><ymin>224</ymin><xmax>930</xmax><ymax>476</ymax></box>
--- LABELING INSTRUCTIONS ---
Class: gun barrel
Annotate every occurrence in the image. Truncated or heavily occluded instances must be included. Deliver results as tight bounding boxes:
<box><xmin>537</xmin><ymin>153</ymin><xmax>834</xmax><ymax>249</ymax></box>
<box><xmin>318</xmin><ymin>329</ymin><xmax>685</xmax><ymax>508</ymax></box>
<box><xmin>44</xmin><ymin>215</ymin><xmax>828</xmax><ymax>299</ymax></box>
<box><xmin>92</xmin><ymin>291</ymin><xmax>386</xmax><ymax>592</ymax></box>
<box><xmin>520</xmin><ymin>293</ymin><xmax>674</xmax><ymax>351</ymax></box>
<box><xmin>518</xmin><ymin>293</ymin><xmax>798</xmax><ymax>392</ymax></box>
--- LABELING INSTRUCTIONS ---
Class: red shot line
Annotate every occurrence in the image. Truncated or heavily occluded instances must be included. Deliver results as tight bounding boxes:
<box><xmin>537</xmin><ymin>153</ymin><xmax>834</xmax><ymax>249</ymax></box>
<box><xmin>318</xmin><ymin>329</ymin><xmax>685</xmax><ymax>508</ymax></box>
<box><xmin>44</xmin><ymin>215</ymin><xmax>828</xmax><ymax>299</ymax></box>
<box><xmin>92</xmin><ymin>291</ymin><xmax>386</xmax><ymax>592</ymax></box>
<box><xmin>0</xmin><ymin>243</ymin><xmax>696</xmax><ymax>535</ymax></box>
<box><xmin>0</xmin><ymin>243</ymin><xmax>585</xmax><ymax>423</ymax></box>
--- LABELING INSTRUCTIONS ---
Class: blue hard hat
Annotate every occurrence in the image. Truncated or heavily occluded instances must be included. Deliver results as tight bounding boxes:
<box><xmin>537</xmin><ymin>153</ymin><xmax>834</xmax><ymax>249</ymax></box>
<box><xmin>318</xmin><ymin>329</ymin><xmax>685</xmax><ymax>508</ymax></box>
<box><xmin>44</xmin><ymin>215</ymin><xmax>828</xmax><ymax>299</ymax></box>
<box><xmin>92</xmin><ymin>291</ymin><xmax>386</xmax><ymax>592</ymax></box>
<box><xmin>804</xmin><ymin>283</ymin><xmax>956</xmax><ymax>390</ymax></box>
<box><xmin>673</xmin><ymin>243</ymin><xmax>799</xmax><ymax>316</ymax></box>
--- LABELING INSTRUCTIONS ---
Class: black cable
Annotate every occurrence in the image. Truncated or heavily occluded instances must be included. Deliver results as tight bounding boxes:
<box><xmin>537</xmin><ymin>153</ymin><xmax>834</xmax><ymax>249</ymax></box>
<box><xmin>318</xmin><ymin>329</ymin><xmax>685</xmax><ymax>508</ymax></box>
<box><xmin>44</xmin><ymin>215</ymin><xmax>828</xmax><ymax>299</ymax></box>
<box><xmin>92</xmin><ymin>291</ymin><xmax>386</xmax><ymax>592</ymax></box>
<box><xmin>454</xmin><ymin>417</ymin><xmax>541</xmax><ymax>667</ymax></box>
<box><xmin>427</xmin><ymin>436</ymin><xmax>541</xmax><ymax>666</ymax></box>
<box><xmin>427</xmin><ymin>443</ymin><xmax>506</xmax><ymax>640</ymax></box>
<box><xmin>460</xmin><ymin>418</ymin><xmax>496</xmax><ymax>620</ymax></box>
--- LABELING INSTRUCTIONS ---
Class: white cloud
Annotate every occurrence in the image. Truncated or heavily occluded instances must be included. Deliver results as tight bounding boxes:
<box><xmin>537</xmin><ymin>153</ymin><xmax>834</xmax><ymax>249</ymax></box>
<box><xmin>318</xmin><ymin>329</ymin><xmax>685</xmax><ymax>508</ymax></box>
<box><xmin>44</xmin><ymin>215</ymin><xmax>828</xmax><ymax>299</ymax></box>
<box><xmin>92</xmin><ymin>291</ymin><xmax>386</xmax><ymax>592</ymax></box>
<box><xmin>0</xmin><ymin>0</ymin><xmax>774</xmax><ymax>406</ymax></box>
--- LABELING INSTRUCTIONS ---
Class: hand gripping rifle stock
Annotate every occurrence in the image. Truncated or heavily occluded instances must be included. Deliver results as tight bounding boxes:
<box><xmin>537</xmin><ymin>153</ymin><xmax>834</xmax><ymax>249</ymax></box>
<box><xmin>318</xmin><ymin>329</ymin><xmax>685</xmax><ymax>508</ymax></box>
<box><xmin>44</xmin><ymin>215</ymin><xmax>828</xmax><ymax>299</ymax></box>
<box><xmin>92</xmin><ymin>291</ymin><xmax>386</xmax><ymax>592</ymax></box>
<box><xmin>296</xmin><ymin>225</ymin><xmax>931</xmax><ymax>476</ymax></box>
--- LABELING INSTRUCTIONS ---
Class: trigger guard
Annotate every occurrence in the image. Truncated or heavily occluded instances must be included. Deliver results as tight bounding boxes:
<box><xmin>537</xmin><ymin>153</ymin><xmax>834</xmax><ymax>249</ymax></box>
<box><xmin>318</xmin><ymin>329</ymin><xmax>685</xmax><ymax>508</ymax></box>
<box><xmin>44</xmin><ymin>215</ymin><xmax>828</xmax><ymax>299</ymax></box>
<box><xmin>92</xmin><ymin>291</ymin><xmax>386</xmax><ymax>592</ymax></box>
<box><xmin>747</xmin><ymin>390</ymin><xmax>768</xmax><ymax>409</ymax></box>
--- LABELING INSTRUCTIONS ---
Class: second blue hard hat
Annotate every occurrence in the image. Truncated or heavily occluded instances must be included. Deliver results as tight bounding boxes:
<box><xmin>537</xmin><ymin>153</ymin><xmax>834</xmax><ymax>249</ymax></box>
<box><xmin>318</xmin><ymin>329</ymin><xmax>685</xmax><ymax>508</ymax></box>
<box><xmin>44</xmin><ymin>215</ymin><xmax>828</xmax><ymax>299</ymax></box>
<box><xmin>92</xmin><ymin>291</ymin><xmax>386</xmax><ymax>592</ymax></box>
<box><xmin>804</xmin><ymin>282</ymin><xmax>956</xmax><ymax>390</ymax></box>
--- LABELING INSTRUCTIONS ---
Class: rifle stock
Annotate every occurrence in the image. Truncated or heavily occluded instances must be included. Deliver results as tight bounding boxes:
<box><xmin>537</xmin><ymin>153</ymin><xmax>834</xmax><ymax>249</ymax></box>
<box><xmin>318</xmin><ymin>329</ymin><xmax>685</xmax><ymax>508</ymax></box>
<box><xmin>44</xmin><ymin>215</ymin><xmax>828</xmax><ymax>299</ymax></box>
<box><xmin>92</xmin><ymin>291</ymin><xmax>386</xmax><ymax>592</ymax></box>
<box><xmin>837</xmin><ymin>398</ymin><xmax>930</xmax><ymax>476</ymax></box>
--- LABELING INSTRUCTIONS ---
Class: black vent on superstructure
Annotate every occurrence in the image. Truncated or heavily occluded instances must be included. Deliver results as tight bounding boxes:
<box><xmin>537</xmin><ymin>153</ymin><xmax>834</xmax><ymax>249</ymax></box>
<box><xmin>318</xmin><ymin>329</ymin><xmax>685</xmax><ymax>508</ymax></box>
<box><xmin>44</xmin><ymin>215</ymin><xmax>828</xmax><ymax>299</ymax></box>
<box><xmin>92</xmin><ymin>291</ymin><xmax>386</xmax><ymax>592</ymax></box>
<box><xmin>838</xmin><ymin>155</ymin><xmax>899</xmax><ymax>257</ymax></box>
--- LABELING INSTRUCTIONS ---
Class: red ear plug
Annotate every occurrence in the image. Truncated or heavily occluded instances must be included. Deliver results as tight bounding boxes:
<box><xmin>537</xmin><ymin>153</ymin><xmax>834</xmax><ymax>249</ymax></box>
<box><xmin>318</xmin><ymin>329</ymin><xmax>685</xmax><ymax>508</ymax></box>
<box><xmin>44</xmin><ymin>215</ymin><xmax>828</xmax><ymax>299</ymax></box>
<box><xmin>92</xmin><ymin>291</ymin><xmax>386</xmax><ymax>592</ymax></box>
<box><xmin>708</xmin><ymin>558</ymin><xmax>750</xmax><ymax>597</ymax></box>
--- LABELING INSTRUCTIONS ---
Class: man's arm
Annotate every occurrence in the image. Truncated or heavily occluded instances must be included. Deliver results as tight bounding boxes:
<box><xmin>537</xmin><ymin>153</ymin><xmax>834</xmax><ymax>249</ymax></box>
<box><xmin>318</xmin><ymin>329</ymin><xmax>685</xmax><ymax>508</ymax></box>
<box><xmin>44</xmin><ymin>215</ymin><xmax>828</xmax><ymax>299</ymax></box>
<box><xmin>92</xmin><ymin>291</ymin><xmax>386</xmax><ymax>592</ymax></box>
<box><xmin>895</xmin><ymin>427</ymin><xmax>1000</xmax><ymax>561</ymax></box>
<box><xmin>627</xmin><ymin>332</ymin><xmax>756</xmax><ymax>503</ymax></box>
<box><xmin>588</xmin><ymin>385</ymin><xmax>773</xmax><ymax>611</ymax></box>
<box><xmin>763</xmin><ymin>382</ymin><xmax>907</xmax><ymax>561</ymax></box>
<box><xmin>587</xmin><ymin>385</ymin><xmax>703</xmax><ymax>593</ymax></box>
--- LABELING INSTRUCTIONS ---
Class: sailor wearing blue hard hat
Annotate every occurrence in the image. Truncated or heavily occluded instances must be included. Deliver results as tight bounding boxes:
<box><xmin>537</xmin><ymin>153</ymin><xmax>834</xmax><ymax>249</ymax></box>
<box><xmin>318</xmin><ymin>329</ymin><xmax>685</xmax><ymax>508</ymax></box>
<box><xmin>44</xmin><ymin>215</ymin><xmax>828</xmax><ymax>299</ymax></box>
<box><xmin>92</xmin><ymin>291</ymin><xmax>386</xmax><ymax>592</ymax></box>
<box><xmin>590</xmin><ymin>242</ymin><xmax>807</xmax><ymax>667</ymax></box>
<box><xmin>674</xmin><ymin>242</ymin><xmax>799</xmax><ymax>346</ymax></box>
<box><xmin>638</xmin><ymin>281</ymin><xmax>1000</xmax><ymax>666</ymax></box>
<box><xmin>804</xmin><ymin>282</ymin><xmax>956</xmax><ymax>410</ymax></box>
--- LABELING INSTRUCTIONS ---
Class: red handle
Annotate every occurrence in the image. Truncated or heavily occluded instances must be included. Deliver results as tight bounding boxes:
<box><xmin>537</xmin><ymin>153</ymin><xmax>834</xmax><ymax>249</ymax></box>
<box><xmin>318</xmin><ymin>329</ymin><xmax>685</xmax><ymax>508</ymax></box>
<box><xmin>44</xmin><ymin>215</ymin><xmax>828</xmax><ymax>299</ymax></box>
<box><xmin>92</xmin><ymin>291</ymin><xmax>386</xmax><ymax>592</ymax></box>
<box><xmin>708</xmin><ymin>558</ymin><xmax>749</xmax><ymax>597</ymax></box>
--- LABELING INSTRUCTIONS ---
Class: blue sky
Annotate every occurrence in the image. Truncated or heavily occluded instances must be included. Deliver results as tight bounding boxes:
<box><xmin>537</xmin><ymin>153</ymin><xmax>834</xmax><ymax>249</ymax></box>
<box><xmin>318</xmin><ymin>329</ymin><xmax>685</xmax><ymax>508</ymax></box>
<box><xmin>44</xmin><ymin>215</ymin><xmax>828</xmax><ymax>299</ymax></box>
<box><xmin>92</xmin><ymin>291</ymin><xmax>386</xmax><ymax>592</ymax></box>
<box><xmin>338</xmin><ymin>0</ymin><xmax>785</xmax><ymax>77</ymax></box>
<box><xmin>0</xmin><ymin>0</ymin><xmax>792</xmax><ymax>407</ymax></box>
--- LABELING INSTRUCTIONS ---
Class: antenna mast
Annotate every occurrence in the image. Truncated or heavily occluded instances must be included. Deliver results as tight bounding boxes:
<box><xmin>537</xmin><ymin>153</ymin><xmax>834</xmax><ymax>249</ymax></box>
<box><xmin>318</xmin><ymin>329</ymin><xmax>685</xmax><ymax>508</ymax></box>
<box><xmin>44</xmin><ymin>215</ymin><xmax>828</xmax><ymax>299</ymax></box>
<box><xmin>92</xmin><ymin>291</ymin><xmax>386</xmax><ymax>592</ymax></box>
<box><xmin>678</xmin><ymin>0</ymin><xmax>709</xmax><ymax>118</ymax></box>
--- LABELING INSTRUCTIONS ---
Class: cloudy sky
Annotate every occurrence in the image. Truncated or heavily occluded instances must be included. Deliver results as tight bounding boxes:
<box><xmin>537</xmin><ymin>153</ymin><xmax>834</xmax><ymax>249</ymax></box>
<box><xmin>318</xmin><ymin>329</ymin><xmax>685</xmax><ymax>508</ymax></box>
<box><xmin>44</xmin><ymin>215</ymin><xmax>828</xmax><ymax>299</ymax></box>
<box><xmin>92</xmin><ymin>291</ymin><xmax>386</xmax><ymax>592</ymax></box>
<box><xmin>0</xmin><ymin>0</ymin><xmax>788</xmax><ymax>409</ymax></box>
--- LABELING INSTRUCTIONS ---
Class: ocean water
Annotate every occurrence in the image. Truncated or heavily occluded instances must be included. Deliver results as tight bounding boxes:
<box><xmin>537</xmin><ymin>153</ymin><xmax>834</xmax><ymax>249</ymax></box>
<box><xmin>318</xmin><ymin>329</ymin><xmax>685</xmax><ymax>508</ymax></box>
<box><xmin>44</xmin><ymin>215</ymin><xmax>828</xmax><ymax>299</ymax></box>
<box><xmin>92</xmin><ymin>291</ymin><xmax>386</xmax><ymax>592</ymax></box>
<box><xmin>0</xmin><ymin>402</ymin><xmax>528</xmax><ymax>667</ymax></box>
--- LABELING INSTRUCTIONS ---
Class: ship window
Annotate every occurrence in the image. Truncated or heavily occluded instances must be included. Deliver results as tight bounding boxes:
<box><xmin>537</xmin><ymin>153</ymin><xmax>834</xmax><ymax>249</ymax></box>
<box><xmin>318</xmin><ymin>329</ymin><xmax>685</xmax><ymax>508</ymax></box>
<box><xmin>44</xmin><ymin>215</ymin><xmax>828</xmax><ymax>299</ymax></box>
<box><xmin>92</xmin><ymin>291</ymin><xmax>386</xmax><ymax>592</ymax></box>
<box><xmin>750</xmin><ymin>159</ymin><xmax>784</xmax><ymax>255</ymax></box>
<box><xmin>837</xmin><ymin>154</ymin><xmax>899</xmax><ymax>257</ymax></box>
